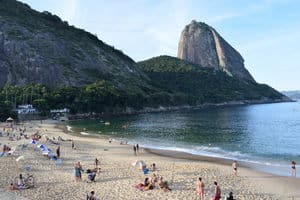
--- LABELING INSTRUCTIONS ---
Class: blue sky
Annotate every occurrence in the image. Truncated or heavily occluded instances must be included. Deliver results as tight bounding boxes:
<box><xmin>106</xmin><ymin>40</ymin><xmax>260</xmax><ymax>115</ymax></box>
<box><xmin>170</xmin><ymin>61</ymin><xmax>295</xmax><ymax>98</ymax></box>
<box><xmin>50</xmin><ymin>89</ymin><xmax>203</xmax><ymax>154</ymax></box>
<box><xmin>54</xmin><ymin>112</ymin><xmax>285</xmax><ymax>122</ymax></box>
<box><xmin>20</xmin><ymin>0</ymin><xmax>300</xmax><ymax>91</ymax></box>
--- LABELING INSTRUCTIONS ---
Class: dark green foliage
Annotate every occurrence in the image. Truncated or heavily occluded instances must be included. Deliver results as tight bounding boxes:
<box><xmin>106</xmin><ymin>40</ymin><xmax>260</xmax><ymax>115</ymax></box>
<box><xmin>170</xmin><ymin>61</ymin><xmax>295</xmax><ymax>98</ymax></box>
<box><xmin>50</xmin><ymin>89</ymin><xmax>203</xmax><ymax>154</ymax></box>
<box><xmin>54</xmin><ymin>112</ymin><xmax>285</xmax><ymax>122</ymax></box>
<box><xmin>137</xmin><ymin>56</ymin><xmax>285</xmax><ymax>105</ymax></box>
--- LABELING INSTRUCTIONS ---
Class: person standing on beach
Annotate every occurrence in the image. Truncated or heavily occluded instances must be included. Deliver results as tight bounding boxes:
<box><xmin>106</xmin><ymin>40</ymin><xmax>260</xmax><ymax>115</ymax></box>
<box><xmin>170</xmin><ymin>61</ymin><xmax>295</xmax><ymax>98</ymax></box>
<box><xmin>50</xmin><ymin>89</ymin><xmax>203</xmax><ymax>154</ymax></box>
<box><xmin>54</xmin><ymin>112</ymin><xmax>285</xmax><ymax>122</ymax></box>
<box><xmin>211</xmin><ymin>181</ymin><xmax>221</xmax><ymax>200</ymax></box>
<box><xmin>196</xmin><ymin>177</ymin><xmax>205</xmax><ymax>200</ymax></box>
<box><xmin>74</xmin><ymin>162</ymin><xmax>83</xmax><ymax>181</ymax></box>
<box><xmin>232</xmin><ymin>161</ymin><xmax>238</xmax><ymax>176</ymax></box>
<box><xmin>291</xmin><ymin>161</ymin><xmax>296</xmax><ymax>177</ymax></box>
<box><xmin>133</xmin><ymin>145</ymin><xmax>137</xmax><ymax>156</ymax></box>
<box><xmin>136</xmin><ymin>144</ymin><xmax>139</xmax><ymax>154</ymax></box>
<box><xmin>71</xmin><ymin>140</ymin><xmax>75</xmax><ymax>149</ymax></box>
<box><xmin>56</xmin><ymin>145</ymin><xmax>60</xmax><ymax>158</ymax></box>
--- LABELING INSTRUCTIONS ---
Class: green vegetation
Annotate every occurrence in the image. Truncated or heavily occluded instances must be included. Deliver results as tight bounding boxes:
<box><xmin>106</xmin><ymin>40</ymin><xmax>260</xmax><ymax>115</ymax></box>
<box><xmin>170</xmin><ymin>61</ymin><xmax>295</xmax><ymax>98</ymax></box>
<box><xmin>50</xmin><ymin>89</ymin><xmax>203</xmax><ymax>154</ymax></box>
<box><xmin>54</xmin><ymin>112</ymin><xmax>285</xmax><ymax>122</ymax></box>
<box><xmin>0</xmin><ymin>56</ymin><xmax>285</xmax><ymax>120</ymax></box>
<box><xmin>0</xmin><ymin>2</ymin><xmax>287</xmax><ymax>120</ymax></box>
<box><xmin>138</xmin><ymin>56</ymin><xmax>284</xmax><ymax>104</ymax></box>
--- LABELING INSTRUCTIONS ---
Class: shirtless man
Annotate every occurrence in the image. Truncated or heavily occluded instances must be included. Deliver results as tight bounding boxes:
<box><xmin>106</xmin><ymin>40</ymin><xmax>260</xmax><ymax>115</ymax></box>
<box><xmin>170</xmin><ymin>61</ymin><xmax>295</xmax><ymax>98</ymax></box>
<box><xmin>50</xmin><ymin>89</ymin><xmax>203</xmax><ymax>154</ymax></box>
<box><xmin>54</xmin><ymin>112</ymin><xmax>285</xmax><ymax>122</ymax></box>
<box><xmin>196</xmin><ymin>177</ymin><xmax>205</xmax><ymax>200</ymax></box>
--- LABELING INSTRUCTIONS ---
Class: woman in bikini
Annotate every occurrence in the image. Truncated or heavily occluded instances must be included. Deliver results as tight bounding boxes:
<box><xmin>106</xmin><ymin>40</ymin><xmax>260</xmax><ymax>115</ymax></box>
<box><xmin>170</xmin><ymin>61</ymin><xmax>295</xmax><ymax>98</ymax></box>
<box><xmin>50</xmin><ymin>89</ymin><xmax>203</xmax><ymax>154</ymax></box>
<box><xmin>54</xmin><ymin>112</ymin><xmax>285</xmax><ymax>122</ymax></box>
<box><xmin>196</xmin><ymin>177</ymin><xmax>205</xmax><ymax>200</ymax></box>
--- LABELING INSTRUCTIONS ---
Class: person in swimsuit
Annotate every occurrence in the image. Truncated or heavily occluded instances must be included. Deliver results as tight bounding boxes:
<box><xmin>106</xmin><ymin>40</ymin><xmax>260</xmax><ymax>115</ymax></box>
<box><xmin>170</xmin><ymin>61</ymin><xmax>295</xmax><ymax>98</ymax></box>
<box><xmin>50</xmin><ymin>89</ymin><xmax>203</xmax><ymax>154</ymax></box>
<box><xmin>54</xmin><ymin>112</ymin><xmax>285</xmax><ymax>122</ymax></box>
<box><xmin>232</xmin><ymin>161</ymin><xmax>238</xmax><ymax>176</ymax></box>
<box><xmin>291</xmin><ymin>161</ymin><xmax>296</xmax><ymax>177</ymax></box>
<box><xmin>211</xmin><ymin>181</ymin><xmax>221</xmax><ymax>200</ymax></box>
<box><xmin>196</xmin><ymin>177</ymin><xmax>205</xmax><ymax>200</ymax></box>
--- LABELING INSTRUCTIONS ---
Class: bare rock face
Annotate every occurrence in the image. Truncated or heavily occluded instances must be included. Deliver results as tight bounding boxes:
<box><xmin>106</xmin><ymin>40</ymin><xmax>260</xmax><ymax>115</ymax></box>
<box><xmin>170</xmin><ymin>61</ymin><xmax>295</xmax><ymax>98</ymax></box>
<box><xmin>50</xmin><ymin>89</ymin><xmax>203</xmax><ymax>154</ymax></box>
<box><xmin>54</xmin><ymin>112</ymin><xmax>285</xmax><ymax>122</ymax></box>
<box><xmin>178</xmin><ymin>20</ymin><xmax>254</xmax><ymax>82</ymax></box>
<box><xmin>0</xmin><ymin>0</ymin><xmax>148</xmax><ymax>88</ymax></box>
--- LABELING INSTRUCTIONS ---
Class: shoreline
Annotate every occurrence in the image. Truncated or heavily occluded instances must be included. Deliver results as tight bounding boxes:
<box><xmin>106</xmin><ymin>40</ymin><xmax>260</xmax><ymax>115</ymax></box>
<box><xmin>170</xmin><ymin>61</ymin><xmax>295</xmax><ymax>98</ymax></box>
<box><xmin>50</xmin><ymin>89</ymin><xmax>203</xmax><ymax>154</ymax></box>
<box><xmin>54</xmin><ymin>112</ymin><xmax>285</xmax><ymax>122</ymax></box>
<box><xmin>61</xmin><ymin>122</ymin><xmax>300</xmax><ymax>198</ymax></box>
<box><xmin>65</xmin><ymin>116</ymin><xmax>299</xmax><ymax>179</ymax></box>
<box><xmin>1</xmin><ymin>119</ymin><xmax>300</xmax><ymax>200</ymax></box>
<box><xmin>67</xmin><ymin>98</ymin><xmax>293</xmax><ymax>120</ymax></box>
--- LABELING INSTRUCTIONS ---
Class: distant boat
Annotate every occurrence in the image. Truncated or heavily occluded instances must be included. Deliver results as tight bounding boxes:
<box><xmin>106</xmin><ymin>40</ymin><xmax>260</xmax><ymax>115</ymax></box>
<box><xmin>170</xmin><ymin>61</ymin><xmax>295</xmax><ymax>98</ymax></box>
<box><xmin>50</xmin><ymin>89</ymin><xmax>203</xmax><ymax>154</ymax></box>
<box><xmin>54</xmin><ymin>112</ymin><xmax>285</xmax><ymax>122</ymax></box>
<box><xmin>104</xmin><ymin>122</ymin><xmax>110</xmax><ymax>125</ymax></box>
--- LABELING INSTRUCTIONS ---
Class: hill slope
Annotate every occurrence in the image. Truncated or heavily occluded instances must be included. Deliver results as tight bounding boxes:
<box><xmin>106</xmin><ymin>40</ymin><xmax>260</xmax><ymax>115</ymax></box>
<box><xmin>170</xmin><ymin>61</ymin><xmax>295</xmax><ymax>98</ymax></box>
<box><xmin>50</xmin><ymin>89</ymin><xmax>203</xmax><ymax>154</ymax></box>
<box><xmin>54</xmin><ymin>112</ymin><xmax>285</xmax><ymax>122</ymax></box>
<box><xmin>138</xmin><ymin>56</ymin><xmax>288</xmax><ymax>104</ymax></box>
<box><xmin>0</xmin><ymin>0</ymin><xmax>149</xmax><ymax>94</ymax></box>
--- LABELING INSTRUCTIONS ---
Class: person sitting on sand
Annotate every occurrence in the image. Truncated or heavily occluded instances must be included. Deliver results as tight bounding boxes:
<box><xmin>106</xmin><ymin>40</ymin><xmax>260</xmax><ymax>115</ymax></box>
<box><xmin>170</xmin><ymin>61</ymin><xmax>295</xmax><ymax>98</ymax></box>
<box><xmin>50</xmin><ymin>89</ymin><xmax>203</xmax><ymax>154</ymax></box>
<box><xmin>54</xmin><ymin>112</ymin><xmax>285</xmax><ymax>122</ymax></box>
<box><xmin>211</xmin><ymin>181</ymin><xmax>221</xmax><ymax>200</ymax></box>
<box><xmin>226</xmin><ymin>191</ymin><xmax>234</xmax><ymax>200</ymax></box>
<box><xmin>158</xmin><ymin>176</ymin><xmax>171</xmax><ymax>192</ymax></box>
<box><xmin>291</xmin><ymin>161</ymin><xmax>296</xmax><ymax>177</ymax></box>
<box><xmin>196</xmin><ymin>177</ymin><xmax>205</xmax><ymax>200</ymax></box>
<box><xmin>150</xmin><ymin>163</ymin><xmax>157</xmax><ymax>171</ymax></box>
<box><xmin>150</xmin><ymin>173</ymin><xmax>158</xmax><ymax>186</ymax></box>
<box><xmin>143</xmin><ymin>177</ymin><xmax>154</xmax><ymax>191</ymax></box>
<box><xmin>86</xmin><ymin>169</ymin><xmax>96</xmax><ymax>182</ymax></box>
<box><xmin>86</xmin><ymin>190</ymin><xmax>98</xmax><ymax>200</ymax></box>
<box><xmin>9</xmin><ymin>183</ymin><xmax>16</xmax><ymax>191</ymax></box>
<box><xmin>17</xmin><ymin>174</ymin><xmax>26</xmax><ymax>189</ymax></box>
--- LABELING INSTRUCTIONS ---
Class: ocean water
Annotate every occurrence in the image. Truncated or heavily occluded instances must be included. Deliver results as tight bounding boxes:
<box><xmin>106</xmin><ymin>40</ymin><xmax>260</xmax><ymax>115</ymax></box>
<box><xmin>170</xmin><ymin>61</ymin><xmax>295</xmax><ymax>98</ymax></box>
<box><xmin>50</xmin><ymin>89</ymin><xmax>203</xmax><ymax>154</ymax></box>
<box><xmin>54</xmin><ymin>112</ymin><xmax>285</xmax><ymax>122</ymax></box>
<box><xmin>69</xmin><ymin>101</ymin><xmax>300</xmax><ymax>176</ymax></box>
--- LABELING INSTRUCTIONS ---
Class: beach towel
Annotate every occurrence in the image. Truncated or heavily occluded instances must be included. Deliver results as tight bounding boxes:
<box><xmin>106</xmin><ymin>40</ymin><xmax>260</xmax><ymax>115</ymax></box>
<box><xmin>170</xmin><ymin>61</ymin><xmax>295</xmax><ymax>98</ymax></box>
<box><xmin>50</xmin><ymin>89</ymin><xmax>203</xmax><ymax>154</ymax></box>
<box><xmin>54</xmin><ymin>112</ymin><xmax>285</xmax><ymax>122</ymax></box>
<box><xmin>31</xmin><ymin>140</ymin><xmax>37</xmax><ymax>144</ymax></box>
<box><xmin>16</xmin><ymin>155</ymin><xmax>25</xmax><ymax>162</ymax></box>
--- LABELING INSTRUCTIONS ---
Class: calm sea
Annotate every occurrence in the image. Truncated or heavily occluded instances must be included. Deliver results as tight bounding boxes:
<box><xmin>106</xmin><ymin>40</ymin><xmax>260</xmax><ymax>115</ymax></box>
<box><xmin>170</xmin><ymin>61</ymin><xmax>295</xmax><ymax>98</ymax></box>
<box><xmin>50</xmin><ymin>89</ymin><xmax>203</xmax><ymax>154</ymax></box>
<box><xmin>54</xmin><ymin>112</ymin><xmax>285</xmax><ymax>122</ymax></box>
<box><xmin>69</xmin><ymin>101</ymin><xmax>300</xmax><ymax>176</ymax></box>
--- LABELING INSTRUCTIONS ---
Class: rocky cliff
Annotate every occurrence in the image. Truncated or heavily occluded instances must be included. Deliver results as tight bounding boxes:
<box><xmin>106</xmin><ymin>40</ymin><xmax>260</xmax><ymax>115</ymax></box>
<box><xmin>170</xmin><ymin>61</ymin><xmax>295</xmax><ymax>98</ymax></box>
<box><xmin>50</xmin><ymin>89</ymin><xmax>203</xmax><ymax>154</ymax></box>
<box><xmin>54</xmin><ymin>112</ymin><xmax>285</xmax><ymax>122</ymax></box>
<box><xmin>0</xmin><ymin>0</ymin><xmax>148</xmax><ymax>90</ymax></box>
<box><xmin>178</xmin><ymin>20</ymin><xmax>254</xmax><ymax>82</ymax></box>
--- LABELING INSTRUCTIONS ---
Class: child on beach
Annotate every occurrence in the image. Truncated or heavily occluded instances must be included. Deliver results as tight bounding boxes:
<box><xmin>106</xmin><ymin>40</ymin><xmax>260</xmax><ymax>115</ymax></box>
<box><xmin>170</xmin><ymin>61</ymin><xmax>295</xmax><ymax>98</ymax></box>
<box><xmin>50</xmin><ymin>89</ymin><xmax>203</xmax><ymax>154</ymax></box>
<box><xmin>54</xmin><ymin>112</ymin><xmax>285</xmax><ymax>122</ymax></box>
<box><xmin>196</xmin><ymin>177</ymin><xmax>205</xmax><ymax>200</ymax></box>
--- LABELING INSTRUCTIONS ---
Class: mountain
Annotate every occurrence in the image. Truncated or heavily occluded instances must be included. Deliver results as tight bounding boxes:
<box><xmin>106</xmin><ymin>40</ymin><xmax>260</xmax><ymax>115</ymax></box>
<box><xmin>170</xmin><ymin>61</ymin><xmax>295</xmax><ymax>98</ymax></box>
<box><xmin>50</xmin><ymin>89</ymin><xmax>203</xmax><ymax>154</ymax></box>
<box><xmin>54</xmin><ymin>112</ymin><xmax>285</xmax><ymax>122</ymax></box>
<box><xmin>138</xmin><ymin>56</ymin><xmax>288</xmax><ymax>104</ymax></box>
<box><xmin>281</xmin><ymin>91</ymin><xmax>300</xmax><ymax>100</ymax></box>
<box><xmin>0</xmin><ymin>1</ymin><xmax>290</xmax><ymax>116</ymax></box>
<box><xmin>178</xmin><ymin>20</ymin><xmax>254</xmax><ymax>82</ymax></box>
<box><xmin>0</xmin><ymin>0</ymin><xmax>149</xmax><ymax>93</ymax></box>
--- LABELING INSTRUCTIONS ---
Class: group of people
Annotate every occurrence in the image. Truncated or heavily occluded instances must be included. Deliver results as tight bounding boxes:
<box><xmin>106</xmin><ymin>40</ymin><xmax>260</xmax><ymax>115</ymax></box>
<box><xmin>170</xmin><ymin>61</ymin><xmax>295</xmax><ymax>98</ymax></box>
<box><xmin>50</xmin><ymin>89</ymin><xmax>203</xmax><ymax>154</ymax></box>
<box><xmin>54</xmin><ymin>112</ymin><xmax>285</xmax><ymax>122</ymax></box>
<box><xmin>136</xmin><ymin>174</ymin><xmax>171</xmax><ymax>192</ymax></box>
<box><xmin>74</xmin><ymin>158</ymin><xmax>101</xmax><ymax>182</ymax></box>
<box><xmin>196</xmin><ymin>178</ymin><xmax>227</xmax><ymax>200</ymax></box>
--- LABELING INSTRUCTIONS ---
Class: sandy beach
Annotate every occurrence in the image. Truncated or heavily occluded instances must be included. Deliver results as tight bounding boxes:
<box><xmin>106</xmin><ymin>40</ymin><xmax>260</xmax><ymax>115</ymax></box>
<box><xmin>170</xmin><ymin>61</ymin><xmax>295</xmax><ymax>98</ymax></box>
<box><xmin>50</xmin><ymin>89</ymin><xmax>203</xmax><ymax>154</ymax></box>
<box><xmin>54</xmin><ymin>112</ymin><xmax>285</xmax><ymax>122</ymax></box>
<box><xmin>0</xmin><ymin>120</ymin><xmax>299</xmax><ymax>200</ymax></box>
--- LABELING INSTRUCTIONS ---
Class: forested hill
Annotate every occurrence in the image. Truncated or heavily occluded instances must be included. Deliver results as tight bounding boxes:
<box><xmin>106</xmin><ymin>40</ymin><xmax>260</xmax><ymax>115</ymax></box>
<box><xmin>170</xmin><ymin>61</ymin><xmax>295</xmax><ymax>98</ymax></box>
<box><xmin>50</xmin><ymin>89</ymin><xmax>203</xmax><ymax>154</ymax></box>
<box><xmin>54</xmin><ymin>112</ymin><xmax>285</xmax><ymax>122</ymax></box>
<box><xmin>0</xmin><ymin>1</ymin><xmax>290</xmax><ymax>120</ymax></box>
<box><xmin>0</xmin><ymin>0</ymin><xmax>148</xmax><ymax>90</ymax></box>
<box><xmin>138</xmin><ymin>56</ymin><xmax>288</xmax><ymax>105</ymax></box>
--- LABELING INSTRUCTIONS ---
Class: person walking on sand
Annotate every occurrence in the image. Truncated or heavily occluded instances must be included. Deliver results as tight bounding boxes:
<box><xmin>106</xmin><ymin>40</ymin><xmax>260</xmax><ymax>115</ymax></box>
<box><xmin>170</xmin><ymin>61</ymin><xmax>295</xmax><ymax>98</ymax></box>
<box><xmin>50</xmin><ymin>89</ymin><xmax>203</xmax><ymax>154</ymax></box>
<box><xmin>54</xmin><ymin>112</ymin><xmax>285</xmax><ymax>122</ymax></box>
<box><xmin>211</xmin><ymin>181</ymin><xmax>221</xmax><ymax>200</ymax></box>
<box><xmin>133</xmin><ymin>145</ymin><xmax>137</xmax><ymax>156</ymax></box>
<box><xmin>291</xmin><ymin>161</ymin><xmax>296</xmax><ymax>177</ymax></box>
<box><xmin>232</xmin><ymin>161</ymin><xmax>238</xmax><ymax>176</ymax></box>
<box><xmin>196</xmin><ymin>177</ymin><xmax>205</xmax><ymax>200</ymax></box>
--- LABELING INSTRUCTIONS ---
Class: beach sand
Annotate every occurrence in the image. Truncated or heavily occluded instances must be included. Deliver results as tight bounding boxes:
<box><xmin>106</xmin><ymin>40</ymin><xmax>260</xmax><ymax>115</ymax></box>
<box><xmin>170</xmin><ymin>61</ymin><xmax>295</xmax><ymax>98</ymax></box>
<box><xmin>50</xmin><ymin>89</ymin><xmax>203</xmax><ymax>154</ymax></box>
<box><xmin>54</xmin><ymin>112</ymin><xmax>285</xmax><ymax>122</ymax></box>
<box><xmin>0</xmin><ymin>120</ymin><xmax>299</xmax><ymax>200</ymax></box>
